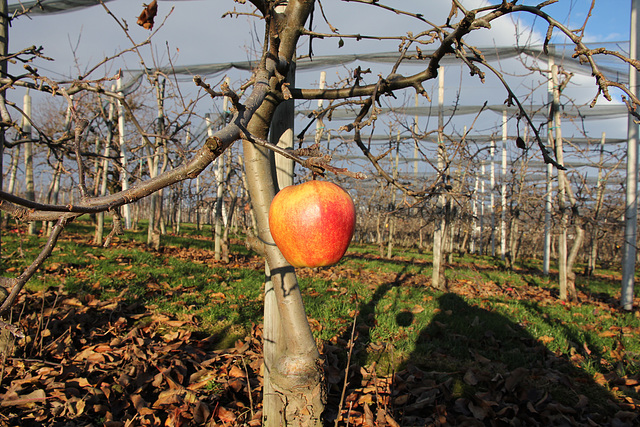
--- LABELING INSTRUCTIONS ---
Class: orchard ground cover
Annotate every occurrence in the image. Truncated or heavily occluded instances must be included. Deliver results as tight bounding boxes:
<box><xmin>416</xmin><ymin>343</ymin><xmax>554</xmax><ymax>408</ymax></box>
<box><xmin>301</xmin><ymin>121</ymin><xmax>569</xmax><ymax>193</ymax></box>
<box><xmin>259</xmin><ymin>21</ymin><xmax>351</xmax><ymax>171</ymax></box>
<box><xmin>0</xmin><ymin>219</ymin><xmax>638</xmax><ymax>426</ymax></box>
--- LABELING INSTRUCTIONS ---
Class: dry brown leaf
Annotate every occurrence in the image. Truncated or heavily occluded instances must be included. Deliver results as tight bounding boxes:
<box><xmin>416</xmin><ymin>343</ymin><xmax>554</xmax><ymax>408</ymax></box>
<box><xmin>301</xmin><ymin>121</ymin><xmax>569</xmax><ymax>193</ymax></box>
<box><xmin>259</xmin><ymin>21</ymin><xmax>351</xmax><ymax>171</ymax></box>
<box><xmin>363</xmin><ymin>403</ymin><xmax>375</xmax><ymax>427</ymax></box>
<box><xmin>463</xmin><ymin>369</ymin><xmax>478</xmax><ymax>386</ymax></box>
<box><xmin>505</xmin><ymin>367</ymin><xmax>529</xmax><ymax>392</ymax></box>
<box><xmin>385</xmin><ymin>412</ymin><xmax>401</xmax><ymax>427</ymax></box>
<box><xmin>152</xmin><ymin>389</ymin><xmax>183</xmax><ymax>408</ymax></box>
<box><xmin>410</xmin><ymin>305</ymin><xmax>425</xmax><ymax>314</ymax></box>
<box><xmin>468</xmin><ymin>401</ymin><xmax>488</xmax><ymax>420</ymax></box>
<box><xmin>216</xmin><ymin>405</ymin><xmax>237</xmax><ymax>423</ymax></box>
<box><xmin>228</xmin><ymin>364</ymin><xmax>245</xmax><ymax>378</ymax></box>
<box><xmin>193</xmin><ymin>400</ymin><xmax>210</xmax><ymax>424</ymax></box>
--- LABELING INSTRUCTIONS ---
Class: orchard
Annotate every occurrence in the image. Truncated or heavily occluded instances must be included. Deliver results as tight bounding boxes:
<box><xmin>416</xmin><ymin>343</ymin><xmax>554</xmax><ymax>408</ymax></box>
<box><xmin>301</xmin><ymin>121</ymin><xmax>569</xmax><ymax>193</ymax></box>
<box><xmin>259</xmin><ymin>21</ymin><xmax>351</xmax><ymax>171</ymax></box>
<box><xmin>0</xmin><ymin>1</ymin><xmax>639</xmax><ymax>426</ymax></box>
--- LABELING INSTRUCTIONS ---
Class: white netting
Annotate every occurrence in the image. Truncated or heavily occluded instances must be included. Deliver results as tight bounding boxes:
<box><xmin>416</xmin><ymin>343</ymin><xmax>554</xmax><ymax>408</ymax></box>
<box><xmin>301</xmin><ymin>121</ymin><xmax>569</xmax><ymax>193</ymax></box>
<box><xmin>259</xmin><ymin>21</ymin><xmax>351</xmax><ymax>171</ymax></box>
<box><xmin>8</xmin><ymin>0</ymin><xmax>114</xmax><ymax>15</ymax></box>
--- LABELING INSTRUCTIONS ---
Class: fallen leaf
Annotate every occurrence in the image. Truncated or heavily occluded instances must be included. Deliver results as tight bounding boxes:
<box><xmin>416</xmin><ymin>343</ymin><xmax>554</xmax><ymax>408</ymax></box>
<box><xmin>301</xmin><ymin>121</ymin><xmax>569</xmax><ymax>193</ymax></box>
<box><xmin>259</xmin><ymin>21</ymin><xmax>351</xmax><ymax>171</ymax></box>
<box><xmin>216</xmin><ymin>405</ymin><xmax>237</xmax><ymax>423</ymax></box>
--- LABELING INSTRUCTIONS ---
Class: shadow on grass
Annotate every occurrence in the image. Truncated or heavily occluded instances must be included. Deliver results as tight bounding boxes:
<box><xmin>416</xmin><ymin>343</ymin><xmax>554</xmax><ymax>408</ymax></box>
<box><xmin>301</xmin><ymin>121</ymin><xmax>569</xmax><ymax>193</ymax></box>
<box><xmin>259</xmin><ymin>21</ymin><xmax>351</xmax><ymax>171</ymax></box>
<box><xmin>385</xmin><ymin>292</ymin><xmax>633</xmax><ymax>425</ymax></box>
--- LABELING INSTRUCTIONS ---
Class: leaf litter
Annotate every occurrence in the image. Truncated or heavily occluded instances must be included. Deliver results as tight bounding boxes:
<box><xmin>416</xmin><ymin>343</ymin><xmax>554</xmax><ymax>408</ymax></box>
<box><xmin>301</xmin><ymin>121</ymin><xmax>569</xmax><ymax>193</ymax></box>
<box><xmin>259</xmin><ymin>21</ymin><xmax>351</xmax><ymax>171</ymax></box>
<box><xmin>0</xmin><ymin>237</ymin><xmax>639</xmax><ymax>426</ymax></box>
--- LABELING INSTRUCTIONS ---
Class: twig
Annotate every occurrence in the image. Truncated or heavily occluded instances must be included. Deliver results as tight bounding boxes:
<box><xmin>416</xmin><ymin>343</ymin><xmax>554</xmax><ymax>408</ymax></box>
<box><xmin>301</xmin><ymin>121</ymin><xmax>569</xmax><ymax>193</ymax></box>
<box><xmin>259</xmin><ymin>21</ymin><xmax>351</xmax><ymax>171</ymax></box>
<box><xmin>242</xmin><ymin>132</ymin><xmax>366</xmax><ymax>179</ymax></box>
<box><xmin>0</xmin><ymin>320</ymin><xmax>24</xmax><ymax>339</ymax></box>
<box><xmin>5</xmin><ymin>357</ymin><xmax>62</xmax><ymax>367</ymax></box>
<box><xmin>335</xmin><ymin>307</ymin><xmax>359</xmax><ymax>427</ymax></box>
<box><xmin>0</xmin><ymin>217</ymin><xmax>70</xmax><ymax>316</ymax></box>
<box><xmin>36</xmin><ymin>287</ymin><xmax>61</xmax><ymax>358</ymax></box>
<box><xmin>241</xmin><ymin>356</ymin><xmax>255</xmax><ymax>420</ymax></box>
<box><xmin>471</xmin><ymin>57</ymin><xmax>566</xmax><ymax>170</ymax></box>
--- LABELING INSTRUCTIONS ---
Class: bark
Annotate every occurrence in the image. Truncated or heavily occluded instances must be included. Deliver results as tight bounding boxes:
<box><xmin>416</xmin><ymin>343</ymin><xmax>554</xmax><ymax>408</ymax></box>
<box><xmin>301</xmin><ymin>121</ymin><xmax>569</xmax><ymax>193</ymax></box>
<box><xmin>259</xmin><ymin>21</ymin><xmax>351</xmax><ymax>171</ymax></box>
<box><xmin>241</xmin><ymin>4</ymin><xmax>323</xmax><ymax>425</ymax></box>
<box><xmin>587</xmin><ymin>133</ymin><xmax>607</xmax><ymax>276</ymax></box>
<box><xmin>94</xmin><ymin>96</ymin><xmax>116</xmax><ymax>245</ymax></box>
<box><xmin>551</xmin><ymin>65</ymin><xmax>578</xmax><ymax>301</ymax></box>
<box><xmin>242</xmin><ymin>135</ymin><xmax>324</xmax><ymax>426</ymax></box>
<box><xmin>2</xmin><ymin>146</ymin><xmax>19</xmax><ymax>228</ymax></box>
<box><xmin>45</xmin><ymin>163</ymin><xmax>62</xmax><ymax>236</ymax></box>
<box><xmin>23</xmin><ymin>91</ymin><xmax>36</xmax><ymax>235</ymax></box>
<box><xmin>221</xmin><ymin>191</ymin><xmax>237</xmax><ymax>263</ymax></box>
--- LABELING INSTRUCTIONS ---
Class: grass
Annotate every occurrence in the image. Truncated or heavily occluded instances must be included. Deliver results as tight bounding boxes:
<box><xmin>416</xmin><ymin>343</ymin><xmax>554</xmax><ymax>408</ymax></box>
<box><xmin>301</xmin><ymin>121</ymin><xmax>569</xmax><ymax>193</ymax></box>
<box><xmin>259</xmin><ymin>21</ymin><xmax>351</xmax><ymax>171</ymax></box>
<box><xmin>1</xmin><ymin>219</ymin><xmax>639</xmax><ymax>411</ymax></box>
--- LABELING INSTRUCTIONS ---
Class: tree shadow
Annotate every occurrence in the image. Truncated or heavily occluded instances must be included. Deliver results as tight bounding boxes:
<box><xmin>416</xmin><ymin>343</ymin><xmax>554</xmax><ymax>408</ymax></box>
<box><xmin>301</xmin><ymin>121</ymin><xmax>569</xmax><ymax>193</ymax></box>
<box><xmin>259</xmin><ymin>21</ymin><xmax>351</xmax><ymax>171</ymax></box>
<box><xmin>390</xmin><ymin>292</ymin><xmax>636</xmax><ymax>426</ymax></box>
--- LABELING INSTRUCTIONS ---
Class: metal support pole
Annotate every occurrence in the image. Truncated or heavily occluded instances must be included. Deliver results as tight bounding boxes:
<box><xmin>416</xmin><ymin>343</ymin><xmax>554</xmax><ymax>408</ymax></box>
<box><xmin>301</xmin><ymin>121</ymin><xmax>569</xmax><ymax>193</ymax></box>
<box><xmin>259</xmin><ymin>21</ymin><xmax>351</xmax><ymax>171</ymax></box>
<box><xmin>432</xmin><ymin>66</ymin><xmax>446</xmax><ymax>288</ymax></box>
<box><xmin>490</xmin><ymin>138</ymin><xmax>496</xmax><ymax>257</ymax></box>
<box><xmin>501</xmin><ymin>109</ymin><xmax>508</xmax><ymax>261</ymax></box>
<box><xmin>622</xmin><ymin>0</ymin><xmax>640</xmax><ymax>310</ymax></box>
<box><xmin>543</xmin><ymin>51</ymin><xmax>555</xmax><ymax>276</ymax></box>
<box><xmin>117</xmin><ymin>77</ymin><xmax>132</xmax><ymax>229</ymax></box>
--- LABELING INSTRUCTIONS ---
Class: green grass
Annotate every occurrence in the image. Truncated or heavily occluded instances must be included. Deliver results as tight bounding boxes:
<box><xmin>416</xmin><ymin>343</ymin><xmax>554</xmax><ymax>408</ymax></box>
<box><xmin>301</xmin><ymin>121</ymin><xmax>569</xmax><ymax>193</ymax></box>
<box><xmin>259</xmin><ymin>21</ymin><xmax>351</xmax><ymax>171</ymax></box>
<box><xmin>1</xmin><ymin>219</ymin><xmax>639</xmax><ymax>411</ymax></box>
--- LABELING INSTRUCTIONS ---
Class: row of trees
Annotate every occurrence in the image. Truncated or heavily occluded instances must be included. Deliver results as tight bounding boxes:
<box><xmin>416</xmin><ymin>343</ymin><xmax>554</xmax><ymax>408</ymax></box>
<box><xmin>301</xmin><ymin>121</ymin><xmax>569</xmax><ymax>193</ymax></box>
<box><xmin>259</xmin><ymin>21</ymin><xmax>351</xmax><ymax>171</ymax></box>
<box><xmin>7</xmin><ymin>83</ymin><xmax>627</xmax><ymax>270</ymax></box>
<box><xmin>1</xmin><ymin>1</ymin><xmax>639</xmax><ymax>425</ymax></box>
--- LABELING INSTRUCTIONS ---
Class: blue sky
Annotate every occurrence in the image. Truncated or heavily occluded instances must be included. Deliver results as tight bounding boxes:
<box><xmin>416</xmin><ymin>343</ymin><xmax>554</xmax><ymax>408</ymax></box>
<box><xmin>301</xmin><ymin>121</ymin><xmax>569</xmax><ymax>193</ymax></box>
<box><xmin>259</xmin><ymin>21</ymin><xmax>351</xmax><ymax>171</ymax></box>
<box><xmin>7</xmin><ymin>1</ymin><xmax>632</xmax><ymax>77</ymax></box>
<box><xmin>5</xmin><ymin>1</ymin><xmax>635</xmax><ymax>149</ymax></box>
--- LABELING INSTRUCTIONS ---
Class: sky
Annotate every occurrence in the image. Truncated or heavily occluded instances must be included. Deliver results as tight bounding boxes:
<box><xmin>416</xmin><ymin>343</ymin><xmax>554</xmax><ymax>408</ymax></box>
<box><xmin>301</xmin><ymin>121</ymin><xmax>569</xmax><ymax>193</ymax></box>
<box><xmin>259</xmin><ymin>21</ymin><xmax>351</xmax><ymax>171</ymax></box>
<box><xmin>4</xmin><ymin>0</ymin><xmax>635</xmax><ymax>180</ymax></box>
<box><xmin>7</xmin><ymin>1</ymin><xmax>628</xmax><ymax>73</ymax></box>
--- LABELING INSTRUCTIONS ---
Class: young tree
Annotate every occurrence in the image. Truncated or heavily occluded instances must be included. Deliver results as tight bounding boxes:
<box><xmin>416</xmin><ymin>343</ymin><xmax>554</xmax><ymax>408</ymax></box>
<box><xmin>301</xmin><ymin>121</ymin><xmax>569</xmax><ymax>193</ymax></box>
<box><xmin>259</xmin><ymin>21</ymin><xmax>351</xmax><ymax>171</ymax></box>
<box><xmin>1</xmin><ymin>1</ymin><xmax>638</xmax><ymax>425</ymax></box>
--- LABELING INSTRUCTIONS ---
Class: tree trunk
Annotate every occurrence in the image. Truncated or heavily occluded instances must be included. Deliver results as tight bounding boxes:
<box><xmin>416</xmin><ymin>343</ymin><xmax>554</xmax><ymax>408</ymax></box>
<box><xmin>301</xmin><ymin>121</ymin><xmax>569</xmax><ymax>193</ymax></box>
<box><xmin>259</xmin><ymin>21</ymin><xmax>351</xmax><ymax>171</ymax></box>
<box><xmin>377</xmin><ymin>212</ymin><xmax>384</xmax><ymax>256</ymax></box>
<box><xmin>242</xmin><ymin>135</ymin><xmax>324</xmax><ymax>426</ymax></box>
<box><xmin>23</xmin><ymin>90</ymin><xmax>36</xmax><ymax>235</ymax></box>
<box><xmin>94</xmin><ymin>96</ymin><xmax>115</xmax><ymax>246</ymax></box>
<box><xmin>241</xmin><ymin>3</ymin><xmax>324</xmax><ymax>419</ymax></box>
<box><xmin>221</xmin><ymin>192</ymin><xmax>237</xmax><ymax>263</ymax></box>
<box><xmin>566</xmin><ymin>222</ymin><xmax>585</xmax><ymax>295</ymax></box>
<box><xmin>587</xmin><ymin>132</ymin><xmax>607</xmax><ymax>276</ymax></box>
<box><xmin>551</xmin><ymin>64</ymin><xmax>578</xmax><ymax>301</ymax></box>
<box><xmin>147</xmin><ymin>77</ymin><xmax>166</xmax><ymax>250</ymax></box>
<box><xmin>2</xmin><ymin>145</ymin><xmax>19</xmax><ymax>229</ymax></box>
<box><xmin>46</xmin><ymin>162</ymin><xmax>62</xmax><ymax>236</ymax></box>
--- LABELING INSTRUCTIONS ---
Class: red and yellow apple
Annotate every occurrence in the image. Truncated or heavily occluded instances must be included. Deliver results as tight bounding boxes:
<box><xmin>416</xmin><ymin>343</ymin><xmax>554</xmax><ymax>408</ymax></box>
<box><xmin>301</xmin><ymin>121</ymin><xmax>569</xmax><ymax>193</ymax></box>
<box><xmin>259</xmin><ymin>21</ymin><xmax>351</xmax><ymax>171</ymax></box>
<box><xmin>268</xmin><ymin>180</ymin><xmax>356</xmax><ymax>268</ymax></box>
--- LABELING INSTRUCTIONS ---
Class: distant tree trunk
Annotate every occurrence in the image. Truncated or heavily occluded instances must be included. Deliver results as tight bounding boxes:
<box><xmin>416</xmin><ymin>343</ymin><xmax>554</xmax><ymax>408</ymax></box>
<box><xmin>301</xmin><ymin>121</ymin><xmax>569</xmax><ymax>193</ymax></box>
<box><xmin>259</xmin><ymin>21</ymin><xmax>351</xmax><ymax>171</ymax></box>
<box><xmin>214</xmin><ymin>151</ymin><xmax>225</xmax><ymax>260</ymax></box>
<box><xmin>508</xmin><ymin>212</ymin><xmax>520</xmax><ymax>268</ymax></box>
<box><xmin>147</xmin><ymin>77</ymin><xmax>166</xmax><ymax>250</ymax></box>
<box><xmin>194</xmin><ymin>176</ymin><xmax>201</xmax><ymax>231</ymax></box>
<box><xmin>377</xmin><ymin>212</ymin><xmax>384</xmax><ymax>256</ymax></box>
<box><xmin>146</xmin><ymin>145</ymin><xmax>159</xmax><ymax>248</ymax></box>
<box><xmin>94</xmin><ymin>94</ymin><xmax>115</xmax><ymax>246</ymax></box>
<box><xmin>446</xmin><ymin>201</ymin><xmax>454</xmax><ymax>263</ymax></box>
<box><xmin>567</xmin><ymin>221</ymin><xmax>585</xmax><ymax>283</ymax></box>
<box><xmin>205</xmin><ymin>113</ymin><xmax>229</xmax><ymax>261</ymax></box>
<box><xmin>238</xmin><ymin>155</ymin><xmax>257</xmax><ymax>234</ymax></box>
<box><xmin>2</xmin><ymin>146</ymin><xmax>19</xmax><ymax>228</ymax></box>
<box><xmin>221</xmin><ymin>192</ymin><xmax>238</xmax><ymax>263</ymax></box>
<box><xmin>45</xmin><ymin>162</ymin><xmax>62</xmax><ymax>236</ymax></box>
<box><xmin>386</xmin><ymin>216</ymin><xmax>395</xmax><ymax>259</ymax></box>
<box><xmin>23</xmin><ymin>90</ymin><xmax>36</xmax><ymax>235</ymax></box>
<box><xmin>508</xmin><ymin>148</ymin><xmax>528</xmax><ymax>270</ymax></box>
<box><xmin>587</xmin><ymin>132</ymin><xmax>607</xmax><ymax>276</ymax></box>
<box><xmin>551</xmin><ymin>64</ymin><xmax>577</xmax><ymax>301</ymax></box>
<box><xmin>432</xmin><ymin>194</ymin><xmax>447</xmax><ymax>290</ymax></box>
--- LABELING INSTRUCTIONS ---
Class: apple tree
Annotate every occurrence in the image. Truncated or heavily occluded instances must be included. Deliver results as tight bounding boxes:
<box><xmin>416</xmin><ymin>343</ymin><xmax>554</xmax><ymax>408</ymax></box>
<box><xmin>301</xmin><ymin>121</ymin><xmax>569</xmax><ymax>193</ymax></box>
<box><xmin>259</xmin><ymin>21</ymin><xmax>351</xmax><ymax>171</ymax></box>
<box><xmin>0</xmin><ymin>1</ymin><xmax>639</xmax><ymax>426</ymax></box>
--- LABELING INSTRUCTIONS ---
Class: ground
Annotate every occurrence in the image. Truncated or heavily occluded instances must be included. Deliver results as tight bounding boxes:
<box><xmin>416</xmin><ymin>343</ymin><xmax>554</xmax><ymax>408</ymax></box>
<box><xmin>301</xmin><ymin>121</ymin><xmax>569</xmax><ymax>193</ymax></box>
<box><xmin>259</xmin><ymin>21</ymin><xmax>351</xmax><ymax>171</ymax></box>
<box><xmin>0</xmin><ymin>223</ymin><xmax>638</xmax><ymax>426</ymax></box>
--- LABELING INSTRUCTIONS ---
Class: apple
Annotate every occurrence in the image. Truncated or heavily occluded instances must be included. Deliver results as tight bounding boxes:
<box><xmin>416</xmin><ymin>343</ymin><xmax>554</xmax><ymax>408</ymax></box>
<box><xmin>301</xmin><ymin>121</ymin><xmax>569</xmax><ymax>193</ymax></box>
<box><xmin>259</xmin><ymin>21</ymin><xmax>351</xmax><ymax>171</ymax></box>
<box><xmin>269</xmin><ymin>180</ymin><xmax>356</xmax><ymax>268</ymax></box>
